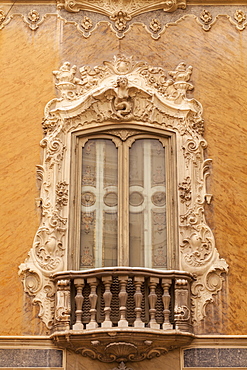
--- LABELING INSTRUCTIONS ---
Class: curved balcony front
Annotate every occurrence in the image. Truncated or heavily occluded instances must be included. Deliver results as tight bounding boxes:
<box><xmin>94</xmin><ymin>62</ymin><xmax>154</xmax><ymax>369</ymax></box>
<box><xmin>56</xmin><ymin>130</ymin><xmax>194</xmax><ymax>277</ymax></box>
<box><xmin>51</xmin><ymin>267</ymin><xmax>195</xmax><ymax>363</ymax></box>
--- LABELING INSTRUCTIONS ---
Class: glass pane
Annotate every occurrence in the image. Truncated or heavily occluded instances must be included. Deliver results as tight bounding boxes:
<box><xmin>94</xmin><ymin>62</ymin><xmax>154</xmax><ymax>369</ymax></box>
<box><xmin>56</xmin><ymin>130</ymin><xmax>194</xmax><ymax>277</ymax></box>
<box><xmin>129</xmin><ymin>139</ymin><xmax>167</xmax><ymax>268</ymax></box>
<box><xmin>80</xmin><ymin>139</ymin><xmax>118</xmax><ymax>268</ymax></box>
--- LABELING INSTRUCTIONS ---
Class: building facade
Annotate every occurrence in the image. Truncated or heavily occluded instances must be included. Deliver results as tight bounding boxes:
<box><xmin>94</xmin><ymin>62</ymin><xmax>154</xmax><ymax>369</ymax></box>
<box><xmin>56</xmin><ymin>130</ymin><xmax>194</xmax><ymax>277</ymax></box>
<box><xmin>1</xmin><ymin>1</ymin><xmax>247</xmax><ymax>369</ymax></box>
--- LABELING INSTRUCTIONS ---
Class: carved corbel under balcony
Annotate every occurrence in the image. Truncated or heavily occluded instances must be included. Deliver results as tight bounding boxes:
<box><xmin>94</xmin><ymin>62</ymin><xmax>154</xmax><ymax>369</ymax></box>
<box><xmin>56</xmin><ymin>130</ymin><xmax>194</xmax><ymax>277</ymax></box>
<box><xmin>51</xmin><ymin>268</ymin><xmax>195</xmax><ymax>362</ymax></box>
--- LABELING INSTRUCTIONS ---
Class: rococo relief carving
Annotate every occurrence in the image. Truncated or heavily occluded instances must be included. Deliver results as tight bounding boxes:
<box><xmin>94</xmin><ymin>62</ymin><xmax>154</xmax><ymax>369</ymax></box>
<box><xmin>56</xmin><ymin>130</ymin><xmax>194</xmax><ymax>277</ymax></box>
<box><xmin>19</xmin><ymin>55</ymin><xmax>228</xmax><ymax>328</ymax></box>
<box><xmin>1</xmin><ymin>5</ymin><xmax>247</xmax><ymax>37</ymax></box>
<box><xmin>57</xmin><ymin>0</ymin><xmax>186</xmax><ymax>16</ymax></box>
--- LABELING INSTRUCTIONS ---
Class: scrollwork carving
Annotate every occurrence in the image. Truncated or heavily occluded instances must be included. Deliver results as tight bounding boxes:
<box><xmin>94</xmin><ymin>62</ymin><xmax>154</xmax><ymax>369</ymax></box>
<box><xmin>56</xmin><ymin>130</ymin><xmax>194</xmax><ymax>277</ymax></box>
<box><xmin>20</xmin><ymin>55</ymin><xmax>228</xmax><ymax>329</ymax></box>
<box><xmin>74</xmin><ymin>340</ymin><xmax>168</xmax><ymax>362</ymax></box>
<box><xmin>57</xmin><ymin>0</ymin><xmax>186</xmax><ymax>16</ymax></box>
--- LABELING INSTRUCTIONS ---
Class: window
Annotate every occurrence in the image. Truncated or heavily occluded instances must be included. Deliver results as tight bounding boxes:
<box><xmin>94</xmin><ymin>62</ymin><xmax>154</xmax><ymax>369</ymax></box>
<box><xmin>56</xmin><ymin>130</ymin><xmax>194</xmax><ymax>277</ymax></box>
<box><xmin>70</xmin><ymin>127</ymin><xmax>177</xmax><ymax>270</ymax></box>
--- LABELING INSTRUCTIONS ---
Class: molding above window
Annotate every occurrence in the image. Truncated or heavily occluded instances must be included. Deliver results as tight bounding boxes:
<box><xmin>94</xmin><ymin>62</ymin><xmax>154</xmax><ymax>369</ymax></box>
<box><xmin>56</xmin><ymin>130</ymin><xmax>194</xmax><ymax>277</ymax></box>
<box><xmin>56</xmin><ymin>0</ymin><xmax>186</xmax><ymax>16</ymax></box>
<box><xmin>19</xmin><ymin>55</ymin><xmax>228</xmax><ymax>332</ymax></box>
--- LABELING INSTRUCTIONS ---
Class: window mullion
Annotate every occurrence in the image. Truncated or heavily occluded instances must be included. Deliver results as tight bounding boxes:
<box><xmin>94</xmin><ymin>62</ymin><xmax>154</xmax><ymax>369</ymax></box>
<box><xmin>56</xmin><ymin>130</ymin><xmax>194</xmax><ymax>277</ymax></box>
<box><xmin>118</xmin><ymin>141</ymin><xmax>129</xmax><ymax>266</ymax></box>
<box><xmin>95</xmin><ymin>141</ymin><xmax>105</xmax><ymax>268</ymax></box>
<box><xmin>143</xmin><ymin>140</ymin><xmax>152</xmax><ymax>268</ymax></box>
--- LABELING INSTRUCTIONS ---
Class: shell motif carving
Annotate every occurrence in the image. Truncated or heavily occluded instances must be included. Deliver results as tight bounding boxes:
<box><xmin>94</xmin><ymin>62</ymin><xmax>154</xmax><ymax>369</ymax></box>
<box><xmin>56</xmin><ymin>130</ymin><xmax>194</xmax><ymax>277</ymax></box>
<box><xmin>75</xmin><ymin>341</ymin><xmax>168</xmax><ymax>363</ymax></box>
<box><xmin>19</xmin><ymin>55</ymin><xmax>228</xmax><ymax>328</ymax></box>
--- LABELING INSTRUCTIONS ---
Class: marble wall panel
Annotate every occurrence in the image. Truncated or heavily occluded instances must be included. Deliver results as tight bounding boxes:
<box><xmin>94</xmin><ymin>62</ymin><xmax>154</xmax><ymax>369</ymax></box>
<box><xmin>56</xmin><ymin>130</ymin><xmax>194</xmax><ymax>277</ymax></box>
<box><xmin>0</xmin><ymin>349</ymin><xmax>63</xmax><ymax>367</ymax></box>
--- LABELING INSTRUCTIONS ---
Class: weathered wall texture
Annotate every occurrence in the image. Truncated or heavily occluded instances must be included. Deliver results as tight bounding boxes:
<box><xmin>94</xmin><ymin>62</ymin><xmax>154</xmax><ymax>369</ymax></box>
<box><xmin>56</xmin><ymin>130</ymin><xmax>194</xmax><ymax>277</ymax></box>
<box><xmin>0</xmin><ymin>5</ymin><xmax>247</xmax><ymax>340</ymax></box>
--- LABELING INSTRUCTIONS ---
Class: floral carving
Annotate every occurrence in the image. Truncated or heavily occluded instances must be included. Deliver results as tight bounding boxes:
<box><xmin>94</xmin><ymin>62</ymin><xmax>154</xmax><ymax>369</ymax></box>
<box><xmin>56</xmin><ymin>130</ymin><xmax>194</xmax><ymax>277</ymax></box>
<box><xmin>23</xmin><ymin>9</ymin><xmax>43</xmax><ymax>30</ymax></box>
<box><xmin>149</xmin><ymin>18</ymin><xmax>161</xmax><ymax>33</ymax></box>
<box><xmin>178</xmin><ymin>177</ymin><xmax>191</xmax><ymax>205</ymax></box>
<box><xmin>28</xmin><ymin>9</ymin><xmax>40</xmax><ymax>23</ymax></box>
<box><xmin>234</xmin><ymin>10</ymin><xmax>246</xmax><ymax>24</ymax></box>
<box><xmin>56</xmin><ymin>182</ymin><xmax>68</xmax><ymax>207</ymax></box>
<box><xmin>81</xmin><ymin>16</ymin><xmax>93</xmax><ymax>30</ymax></box>
<box><xmin>3</xmin><ymin>6</ymin><xmax>247</xmax><ymax>37</ymax></box>
<box><xmin>200</xmin><ymin>9</ymin><xmax>212</xmax><ymax>24</ymax></box>
<box><xmin>0</xmin><ymin>10</ymin><xmax>6</xmax><ymax>24</ymax></box>
<box><xmin>110</xmin><ymin>11</ymin><xmax>131</xmax><ymax>31</ymax></box>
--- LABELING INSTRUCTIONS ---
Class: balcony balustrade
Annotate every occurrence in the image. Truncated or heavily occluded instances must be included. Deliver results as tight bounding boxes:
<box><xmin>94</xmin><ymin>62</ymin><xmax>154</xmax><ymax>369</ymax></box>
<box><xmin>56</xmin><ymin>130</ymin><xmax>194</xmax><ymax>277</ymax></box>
<box><xmin>51</xmin><ymin>268</ymin><xmax>195</xmax><ymax>363</ymax></box>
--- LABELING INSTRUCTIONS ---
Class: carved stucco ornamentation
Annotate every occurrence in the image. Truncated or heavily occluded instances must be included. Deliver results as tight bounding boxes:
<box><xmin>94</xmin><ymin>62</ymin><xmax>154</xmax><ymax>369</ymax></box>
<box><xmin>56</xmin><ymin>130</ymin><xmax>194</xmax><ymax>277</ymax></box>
<box><xmin>19</xmin><ymin>55</ymin><xmax>228</xmax><ymax>328</ymax></box>
<box><xmin>112</xmin><ymin>362</ymin><xmax>133</xmax><ymax>370</ymax></box>
<box><xmin>56</xmin><ymin>0</ymin><xmax>186</xmax><ymax>16</ymax></box>
<box><xmin>199</xmin><ymin>9</ymin><xmax>213</xmax><ymax>30</ymax></box>
<box><xmin>0</xmin><ymin>9</ymin><xmax>6</xmax><ymax>24</ymax></box>
<box><xmin>2</xmin><ymin>5</ymin><xmax>247</xmax><ymax>36</ymax></box>
<box><xmin>80</xmin><ymin>16</ymin><xmax>93</xmax><ymax>30</ymax></box>
<box><xmin>149</xmin><ymin>18</ymin><xmax>162</xmax><ymax>33</ymax></box>
<box><xmin>73</xmin><ymin>340</ymin><xmax>168</xmax><ymax>362</ymax></box>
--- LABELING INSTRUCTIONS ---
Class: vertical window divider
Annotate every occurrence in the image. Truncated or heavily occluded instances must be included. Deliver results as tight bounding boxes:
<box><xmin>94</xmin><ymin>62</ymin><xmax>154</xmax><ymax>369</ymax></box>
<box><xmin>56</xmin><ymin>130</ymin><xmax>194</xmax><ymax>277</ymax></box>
<box><xmin>118</xmin><ymin>139</ymin><xmax>129</xmax><ymax>266</ymax></box>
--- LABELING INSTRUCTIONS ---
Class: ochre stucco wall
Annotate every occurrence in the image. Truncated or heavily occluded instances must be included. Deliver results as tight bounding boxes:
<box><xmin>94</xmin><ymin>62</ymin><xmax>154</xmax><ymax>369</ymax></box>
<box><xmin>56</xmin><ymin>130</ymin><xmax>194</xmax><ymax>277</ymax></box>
<box><xmin>0</xmin><ymin>12</ymin><xmax>247</xmax><ymax>337</ymax></box>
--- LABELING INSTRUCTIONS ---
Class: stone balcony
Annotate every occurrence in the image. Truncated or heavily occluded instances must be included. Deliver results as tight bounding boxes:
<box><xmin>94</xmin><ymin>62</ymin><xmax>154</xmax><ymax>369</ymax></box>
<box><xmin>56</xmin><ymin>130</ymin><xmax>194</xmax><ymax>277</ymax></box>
<box><xmin>51</xmin><ymin>268</ymin><xmax>195</xmax><ymax>363</ymax></box>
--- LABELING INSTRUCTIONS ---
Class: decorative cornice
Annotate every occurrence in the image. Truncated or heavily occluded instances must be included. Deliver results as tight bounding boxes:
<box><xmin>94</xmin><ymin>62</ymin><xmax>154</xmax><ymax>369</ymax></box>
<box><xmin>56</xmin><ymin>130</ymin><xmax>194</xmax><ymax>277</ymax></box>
<box><xmin>1</xmin><ymin>5</ymin><xmax>247</xmax><ymax>37</ymax></box>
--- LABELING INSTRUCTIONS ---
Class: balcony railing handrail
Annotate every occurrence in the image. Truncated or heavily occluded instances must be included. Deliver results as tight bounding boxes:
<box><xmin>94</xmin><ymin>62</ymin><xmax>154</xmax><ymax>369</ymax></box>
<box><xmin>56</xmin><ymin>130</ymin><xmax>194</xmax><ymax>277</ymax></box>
<box><xmin>52</xmin><ymin>267</ymin><xmax>195</xmax><ymax>282</ymax></box>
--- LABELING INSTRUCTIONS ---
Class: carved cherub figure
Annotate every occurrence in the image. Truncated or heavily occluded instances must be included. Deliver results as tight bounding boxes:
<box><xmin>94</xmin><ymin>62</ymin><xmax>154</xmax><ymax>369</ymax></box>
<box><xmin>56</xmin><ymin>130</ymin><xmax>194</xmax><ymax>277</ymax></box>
<box><xmin>168</xmin><ymin>62</ymin><xmax>193</xmax><ymax>82</ymax></box>
<box><xmin>93</xmin><ymin>75</ymin><xmax>151</xmax><ymax>119</ymax></box>
<box><xmin>114</xmin><ymin>76</ymin><xmax>132</xmax><ymax>116</ymax></box>
<box><xmin>53</xmin><ymin>62</ymin><xmax>81</xmax><ymax>85</ymax></box>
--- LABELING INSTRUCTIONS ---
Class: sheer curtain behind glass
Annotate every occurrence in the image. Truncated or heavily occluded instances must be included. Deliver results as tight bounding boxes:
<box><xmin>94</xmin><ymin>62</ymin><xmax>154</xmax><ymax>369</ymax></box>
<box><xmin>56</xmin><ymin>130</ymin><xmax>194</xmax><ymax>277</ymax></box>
<box><xmin>129</xmin><ymin>139</ymin><xmax>167</xmax><ymax>268</ymax></box>
<box><xmin>80</xmin><ymin>139</ymin><xmax>118</xmax><ymax>268</ymax></box>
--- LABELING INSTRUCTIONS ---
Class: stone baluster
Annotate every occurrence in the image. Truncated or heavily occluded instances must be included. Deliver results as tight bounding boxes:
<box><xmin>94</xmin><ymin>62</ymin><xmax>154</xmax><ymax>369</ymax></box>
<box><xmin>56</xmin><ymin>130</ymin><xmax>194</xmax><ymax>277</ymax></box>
<box><xmin>133</xmin><ymin>276</ymin><xmax>144</xmax><ymax>328</ymax></box>
<box><xmin>55</xmin><ymin>279</ymin><xmax>71</xmax><ymax>331</ymax></box>
<box><xmin>118</xmin><ymin>275</ymin><xmax>128</xmax><ymax>328</ymax></box>
<box><xmin>73</xmin><ymin>278</ymin><xmax>85</xmax><ymax>330</ymax></box>
<box><xmin>102</xmin><ymin>275</ymin><xmax>113</xmax><ymax>328</ymax></box>
<box><xmin>148</xmin><ymin>277</ymin><xmax>159</xmax><ymax>329</ymax></box>
<box><xmin>174</xmin><ymin>278</ymin><xmax>191</xmax><ymax>332</ymax></box>
<box><xmin>86</xmin><ymin>277</ymin><xmax>99</xmax><ymax>329</ymax></box>
<box><xmin>161</xmin><ymin>278</ymin><xmax>173</xmax><ymax>330</ymax></box>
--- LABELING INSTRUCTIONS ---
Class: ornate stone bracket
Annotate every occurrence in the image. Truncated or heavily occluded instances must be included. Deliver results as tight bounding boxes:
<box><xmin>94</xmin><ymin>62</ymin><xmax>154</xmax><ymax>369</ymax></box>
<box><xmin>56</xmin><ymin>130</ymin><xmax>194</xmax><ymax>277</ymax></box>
<box><xmin>19</xmin><ymin>55</ymin><xmax>228</xmax><ymax>329</ymax></box>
